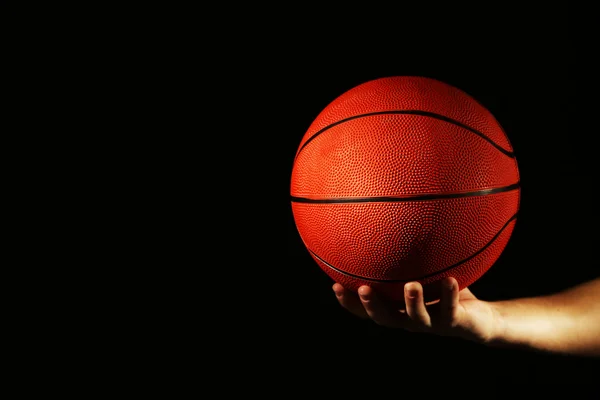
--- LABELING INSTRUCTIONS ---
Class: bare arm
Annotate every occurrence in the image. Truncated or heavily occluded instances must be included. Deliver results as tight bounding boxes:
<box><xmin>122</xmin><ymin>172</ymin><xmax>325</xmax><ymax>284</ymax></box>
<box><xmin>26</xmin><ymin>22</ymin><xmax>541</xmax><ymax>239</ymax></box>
<box><xmin>334</xmin><ymin>276</ymin><xmax>600</xmax><ymax>357</ymax></box>
<box><xmin>489</xmin><ymin>277</ymin><xmax>600</xmax><ymax>357</ymax></box>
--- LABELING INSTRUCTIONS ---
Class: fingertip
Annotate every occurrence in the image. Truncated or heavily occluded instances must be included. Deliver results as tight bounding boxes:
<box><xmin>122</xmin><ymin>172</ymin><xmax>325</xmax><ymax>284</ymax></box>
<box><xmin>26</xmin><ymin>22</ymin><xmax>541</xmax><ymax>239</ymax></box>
<box><xmin>404</xmin><ymin>281</ymin><xmax>421</xmax><ymax>298</ymax></box>
<box><xmin>332</xmin><ymin>283</ymin><xmax>344</xmax><ymax>297</ymax></box>
<box><xmin>442</xmin><ymin>277</ymin><xmax>457</xmax><ymax>291</ymax></box>
<box><xmin>357</xmin><ymin>285</ymin><xmax>372</xmax><ymax>298</ymax></box>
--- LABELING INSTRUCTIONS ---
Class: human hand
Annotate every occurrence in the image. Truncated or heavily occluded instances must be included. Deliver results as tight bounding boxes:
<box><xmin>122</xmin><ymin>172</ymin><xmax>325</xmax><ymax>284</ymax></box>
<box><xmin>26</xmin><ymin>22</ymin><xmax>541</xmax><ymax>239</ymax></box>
<box><xmin>332</xmin><ymin>277</ymin><xmax>502</xmax><ymax>344</ymax></box>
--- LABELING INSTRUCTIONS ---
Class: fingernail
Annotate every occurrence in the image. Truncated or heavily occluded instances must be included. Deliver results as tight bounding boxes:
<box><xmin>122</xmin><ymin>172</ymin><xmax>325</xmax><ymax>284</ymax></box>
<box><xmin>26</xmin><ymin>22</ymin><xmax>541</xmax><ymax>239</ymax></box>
<box><xmin>405</xmin><ymin>284</ymin><xmax>418</xmax><ymax>298</ymax></box>
<box><xmin>358</xmin><ymin>287</ymin><xmax>369</xmax><ymax>300</ymax></box>
<box><xmin>446</xmin><ymin>280</ymin><xmax>455</xmax><ymax>291</ymax></box>
<box><xmin>407</xmin><ymin>289</ymin><xmax>418</xmax><ymax>298</ymax></box>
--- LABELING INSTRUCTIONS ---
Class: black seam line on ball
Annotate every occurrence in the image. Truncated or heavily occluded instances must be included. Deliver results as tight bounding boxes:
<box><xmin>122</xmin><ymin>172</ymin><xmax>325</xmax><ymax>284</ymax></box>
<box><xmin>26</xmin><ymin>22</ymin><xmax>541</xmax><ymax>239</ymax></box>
<box><xmin>295</xmin><ymin>110</ymin><xmax>515</xmax><ymax>159</ymax></box>
<box><xmin>308</xmin><ymin>213</ymin><xmax>518</xmax><ymax>283</ymax></box>
<box><xmin>291</xmin><ymin>182</ymin><xmax>520</xmax><ymax>204</ymax></box>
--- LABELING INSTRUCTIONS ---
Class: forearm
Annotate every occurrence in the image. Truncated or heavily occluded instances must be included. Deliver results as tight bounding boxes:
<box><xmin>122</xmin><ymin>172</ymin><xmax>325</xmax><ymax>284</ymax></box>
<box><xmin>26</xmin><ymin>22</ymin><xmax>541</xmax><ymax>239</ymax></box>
<box><xmin>487</xmin><ymin>278</ymin><xmax>600</xmax><ymax>357</ymax></box>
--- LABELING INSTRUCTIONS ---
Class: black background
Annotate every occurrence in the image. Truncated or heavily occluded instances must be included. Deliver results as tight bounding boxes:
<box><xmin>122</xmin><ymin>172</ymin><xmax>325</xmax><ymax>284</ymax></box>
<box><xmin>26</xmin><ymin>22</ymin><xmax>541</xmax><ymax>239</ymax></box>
<box><xmin>24</xmin><ymin>3</ymin><xmax>598</xmax><ymax>395</ymax></box>
<box><xmin>249</xmin><ymin>9</ymin><xmax>600</xmax><ymax>388</ymax></box>
<box><xmin>147</xmin><ymin>6</ymin><xmax>600</xmax><ymax>393</ymax></box>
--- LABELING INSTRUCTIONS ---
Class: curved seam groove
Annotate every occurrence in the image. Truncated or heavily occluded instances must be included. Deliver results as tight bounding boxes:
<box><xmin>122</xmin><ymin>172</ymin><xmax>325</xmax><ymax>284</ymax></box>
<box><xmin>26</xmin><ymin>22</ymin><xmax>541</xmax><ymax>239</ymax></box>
<box><xmin>291</xmin><ymin>183</ymin><xmax>520</xmax><ymax>204</ymax></box>
<box><xmin>295</xmin><ymin>110</ymin><xmax>515</xmax><ymax>160</ymax></box>
<box><xmin>308</xmin><ymin>213</ymin><xmax>518</xmax><ymax>283</ymax></box>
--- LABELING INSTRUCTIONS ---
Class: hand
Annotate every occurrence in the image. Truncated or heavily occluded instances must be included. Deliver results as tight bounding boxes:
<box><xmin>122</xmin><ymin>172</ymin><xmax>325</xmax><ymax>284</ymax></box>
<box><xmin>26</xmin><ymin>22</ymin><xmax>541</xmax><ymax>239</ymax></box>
<box><xmin>332</xmin><ymin>277</ymin><xmax>502</xmax><ymax>344</ymax></box>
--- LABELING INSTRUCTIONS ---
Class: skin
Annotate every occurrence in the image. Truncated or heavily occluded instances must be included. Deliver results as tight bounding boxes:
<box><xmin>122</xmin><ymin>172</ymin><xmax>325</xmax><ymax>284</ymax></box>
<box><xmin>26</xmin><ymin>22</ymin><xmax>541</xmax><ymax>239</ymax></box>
<box><xmin>333</xmin><ymin>276</ymin><xmax>600</xmax><ymax>357</ymax></box>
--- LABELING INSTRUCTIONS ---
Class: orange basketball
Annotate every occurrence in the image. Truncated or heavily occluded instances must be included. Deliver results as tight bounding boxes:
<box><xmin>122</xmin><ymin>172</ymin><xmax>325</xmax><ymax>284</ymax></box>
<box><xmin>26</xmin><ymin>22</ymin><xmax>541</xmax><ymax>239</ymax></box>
<box><xmin>290</xmin><ymin>76</ymin><xmax>520</xmax><ymax>303</ymax></box>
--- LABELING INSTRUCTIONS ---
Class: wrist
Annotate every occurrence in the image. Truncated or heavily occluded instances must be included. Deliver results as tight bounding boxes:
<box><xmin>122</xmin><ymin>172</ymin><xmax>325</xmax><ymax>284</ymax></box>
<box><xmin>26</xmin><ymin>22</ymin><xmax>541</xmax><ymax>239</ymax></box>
<box><xmin>483</xmin><ymin>301</ymin><xmax>508</xmax><ymax>346</ymax></box>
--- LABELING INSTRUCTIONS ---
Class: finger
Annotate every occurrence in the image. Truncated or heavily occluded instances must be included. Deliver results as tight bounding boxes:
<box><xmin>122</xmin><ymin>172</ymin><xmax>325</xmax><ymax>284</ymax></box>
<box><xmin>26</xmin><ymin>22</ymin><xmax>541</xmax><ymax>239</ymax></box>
<box><xmin>438</xmin><ymin>277</ymin><xmax>459</xmax><ymax>327</ymax></box>
<box><xmin>404</xmin><ymin>282</ymin><xmax>431</xmax><ymax>328</ymax></box>
<box><xmin>332</xmin><ymin>283</ymin><xmax>369</xmax><ymax>319</ymax></box>
<box><xmin>356</xmin><ymin>286</ymin><xmax>410</xmax><ymax>328</ymax></box>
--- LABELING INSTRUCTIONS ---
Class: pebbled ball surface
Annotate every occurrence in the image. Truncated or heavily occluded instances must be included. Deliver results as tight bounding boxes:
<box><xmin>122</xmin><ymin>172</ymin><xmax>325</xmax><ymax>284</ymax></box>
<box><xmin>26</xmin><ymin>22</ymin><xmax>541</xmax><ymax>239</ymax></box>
<box><xmin>290</xmin><ymin>76</ymin><xmax>520</xmax><ymax>303</ymax></box>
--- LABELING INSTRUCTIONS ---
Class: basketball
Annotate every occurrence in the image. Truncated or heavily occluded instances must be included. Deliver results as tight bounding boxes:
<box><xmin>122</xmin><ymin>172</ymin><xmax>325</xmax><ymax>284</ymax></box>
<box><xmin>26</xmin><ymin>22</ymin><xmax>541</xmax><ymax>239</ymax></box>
<box><xmin>290</xmin><ymin>76</ymin><xmax>520</xmax><ymax>304</ymax></box>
